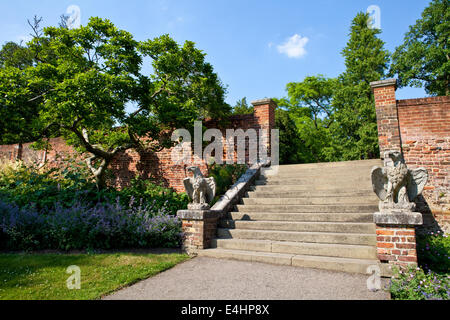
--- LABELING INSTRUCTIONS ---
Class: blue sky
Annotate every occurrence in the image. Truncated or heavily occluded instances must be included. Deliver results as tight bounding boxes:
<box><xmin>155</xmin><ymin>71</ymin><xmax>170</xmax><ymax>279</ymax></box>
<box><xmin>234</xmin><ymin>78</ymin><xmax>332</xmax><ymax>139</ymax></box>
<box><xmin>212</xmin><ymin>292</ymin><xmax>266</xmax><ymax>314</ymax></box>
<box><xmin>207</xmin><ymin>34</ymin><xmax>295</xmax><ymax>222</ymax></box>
<box><xmin>0</xmin><ymin>0</ymin><xmax>432</xmax><ymax>106</ymax></box>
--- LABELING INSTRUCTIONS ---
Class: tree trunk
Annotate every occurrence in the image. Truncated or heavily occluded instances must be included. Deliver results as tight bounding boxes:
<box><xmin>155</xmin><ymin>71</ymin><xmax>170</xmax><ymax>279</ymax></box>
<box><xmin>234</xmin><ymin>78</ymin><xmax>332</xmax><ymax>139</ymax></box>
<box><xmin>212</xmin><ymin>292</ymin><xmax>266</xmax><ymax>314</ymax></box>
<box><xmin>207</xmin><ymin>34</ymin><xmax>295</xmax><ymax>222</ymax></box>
<box><xmin>94</xmin><ymin>165</ymin><xmax>108</xmax><ymax>190</ymax></box>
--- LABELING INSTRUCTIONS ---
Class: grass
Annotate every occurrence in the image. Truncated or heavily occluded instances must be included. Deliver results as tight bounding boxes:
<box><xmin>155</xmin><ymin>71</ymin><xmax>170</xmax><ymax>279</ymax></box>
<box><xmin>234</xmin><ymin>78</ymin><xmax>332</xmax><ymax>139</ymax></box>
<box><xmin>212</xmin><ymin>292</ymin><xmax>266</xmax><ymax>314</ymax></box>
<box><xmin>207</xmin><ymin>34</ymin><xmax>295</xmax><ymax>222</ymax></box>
<box><xmin>0</xmin><ymin>252</ymin><xmax>189</xmax><ymax>300</ymax></box>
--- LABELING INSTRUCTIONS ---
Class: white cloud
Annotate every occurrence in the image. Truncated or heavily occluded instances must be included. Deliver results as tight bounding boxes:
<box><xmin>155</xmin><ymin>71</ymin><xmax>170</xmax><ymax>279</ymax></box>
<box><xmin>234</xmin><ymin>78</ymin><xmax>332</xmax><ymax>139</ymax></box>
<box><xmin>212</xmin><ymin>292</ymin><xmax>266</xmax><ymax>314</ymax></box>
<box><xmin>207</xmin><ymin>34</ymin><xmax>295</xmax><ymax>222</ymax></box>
<box><xmin>277</xmin><ymin>34</ymin><xmax>309</xmax><ymax>58</ymax></box>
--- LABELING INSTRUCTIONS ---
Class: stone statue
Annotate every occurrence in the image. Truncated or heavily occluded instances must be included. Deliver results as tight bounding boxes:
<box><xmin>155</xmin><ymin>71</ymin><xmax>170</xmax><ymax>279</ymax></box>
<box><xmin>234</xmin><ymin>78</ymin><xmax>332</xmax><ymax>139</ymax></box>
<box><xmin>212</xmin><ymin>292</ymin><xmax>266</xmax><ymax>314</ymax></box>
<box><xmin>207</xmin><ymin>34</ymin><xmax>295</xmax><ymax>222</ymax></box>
<box><xmin>371</xmin><ymin>151</ymin><xmax>428</xmax><ymax>212</ymax></box>
<box><xmin>183</xmin><ymin>166</ymin><xmax>216</xmax><ymax>210</ymax></box>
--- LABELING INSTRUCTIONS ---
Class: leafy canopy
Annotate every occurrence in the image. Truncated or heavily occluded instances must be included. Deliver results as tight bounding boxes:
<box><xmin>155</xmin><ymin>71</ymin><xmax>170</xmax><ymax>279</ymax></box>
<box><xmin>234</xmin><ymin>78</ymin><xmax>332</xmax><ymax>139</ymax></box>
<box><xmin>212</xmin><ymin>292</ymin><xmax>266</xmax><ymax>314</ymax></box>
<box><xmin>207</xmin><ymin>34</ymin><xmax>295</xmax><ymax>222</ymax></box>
<box><xmin>390</xmin><ymin>0</ymin><xmax>449</xmax><ymax>95</ymax></box>
<box><xmin>11</xmin><ymin>17</ymin><xmax>229</xmax><ymax>187</ymax></box>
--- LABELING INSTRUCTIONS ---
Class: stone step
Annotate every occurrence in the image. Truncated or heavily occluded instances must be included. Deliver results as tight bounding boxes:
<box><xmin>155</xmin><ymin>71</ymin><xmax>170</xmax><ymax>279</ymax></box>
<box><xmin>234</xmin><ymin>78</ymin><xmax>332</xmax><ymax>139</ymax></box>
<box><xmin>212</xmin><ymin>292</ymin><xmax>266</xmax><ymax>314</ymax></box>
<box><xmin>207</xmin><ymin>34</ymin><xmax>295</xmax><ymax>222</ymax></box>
<box><xmin>262</xmin><ymin>169</ymin><xmax>375</xmax><ymax>179</ymax></box>
<box><xmin>242</xmin><ymin>196</ymin><xmax>377</xmax><ymax>205</ymax></box>
<box><xmin>274</xmin><ymin>159</ymin><xmax>382</xmax><ymax>171</ymax></box>
<box><xmin>220</xmin><ymin>220</ymin><xmax>376</xmax><ymax>234</ymax></box>
<box><xmin>250</xmin><ymin>185</ymin><xmax>374</xmax><ymax>192</ymax></box>
<box><xmin>227</xmin><ymin>212</ymin><xmax>374</xmax><ymax>223</ymax></box>
<box><xmin>247</xmin><ymin>190</ymin><xmax>375</xmax><ymax>198</ymax></box>
<box><xmin>211</xmin><ymin>238</ymin><xmax>378</xmax><ymax>260</ymax></box>
<box><xmin>197</xmin><ymin>248</ymin><xmax>389</xmax><ymax>276</ymax></box>
<box><xmin>217</xmin><ymin>228</ymin><xmax>377</xmax><ymax>246</ymax></box>
<box><xmin>255</xmin><ymin>178</ymin><xmax>373</xmax><ymax>187</ymax></box>
<box><xmin>236</xmin><ymin>204</ymin><xmax>378</xmax><ymax>213</ymax></box>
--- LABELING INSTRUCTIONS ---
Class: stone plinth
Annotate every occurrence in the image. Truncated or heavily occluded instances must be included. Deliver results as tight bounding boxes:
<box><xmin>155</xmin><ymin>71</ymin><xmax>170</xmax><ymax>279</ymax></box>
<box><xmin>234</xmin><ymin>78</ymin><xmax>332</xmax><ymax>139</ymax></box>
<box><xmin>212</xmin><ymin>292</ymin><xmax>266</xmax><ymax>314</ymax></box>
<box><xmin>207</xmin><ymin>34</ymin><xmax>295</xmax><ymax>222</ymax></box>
<box><xmin>177</xmin><ymin>209</ymin><xmax>219</xmax><ymax>255</ymax></box>
<box><xmin>374</xmin><ymin>210</ymin><xmax>423</xmax><ymax>269</ymax></box>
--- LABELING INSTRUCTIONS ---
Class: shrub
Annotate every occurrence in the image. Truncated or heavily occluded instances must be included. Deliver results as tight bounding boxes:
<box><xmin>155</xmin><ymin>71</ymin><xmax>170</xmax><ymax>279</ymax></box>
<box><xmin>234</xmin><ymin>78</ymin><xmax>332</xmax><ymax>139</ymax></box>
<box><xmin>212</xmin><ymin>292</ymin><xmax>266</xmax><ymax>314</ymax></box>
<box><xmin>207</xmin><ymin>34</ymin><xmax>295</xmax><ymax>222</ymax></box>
<box><xmin>390</xmin><ymin>266</ymin><xmax>449</xmax><ymax>300</ymax></box>
<box><xmin>0</xmin><ymin>198</ymin><xmax>182</xmax><ymax>251</ymax></box>
<box><xmin>208</xmin><ymin>163</ymin><xmax>248</xmax><ymax>203</ymax></box>
<box><xmin>416</xmin><ymin>231</ymin><xmax>450</xmax><ymax>274</ymax></box>
<box><xmin>0</xmin><ymin>161</ymin><xmax>188</xmax><ymax>215</ymax></box>
<box><xmin>115</xmin><ymin>176</ymin><xmax>189</xmax><ymax>216</ymax></box>
<box><xmin>0</xmin><ymin>159</ymin><xmax>97</xmax><ymax>211</ymax></box>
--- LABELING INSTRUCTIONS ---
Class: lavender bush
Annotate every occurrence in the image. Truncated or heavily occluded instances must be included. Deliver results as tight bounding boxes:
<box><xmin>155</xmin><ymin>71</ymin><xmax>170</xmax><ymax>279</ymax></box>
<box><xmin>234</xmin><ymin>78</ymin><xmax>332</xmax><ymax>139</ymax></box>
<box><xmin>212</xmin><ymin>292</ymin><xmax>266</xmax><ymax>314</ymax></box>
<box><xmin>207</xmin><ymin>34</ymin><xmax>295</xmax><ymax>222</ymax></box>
<box><xmin>0</xmin><ymin>198</ymin><xmax>182</xmax><ymax>251</ymax></box>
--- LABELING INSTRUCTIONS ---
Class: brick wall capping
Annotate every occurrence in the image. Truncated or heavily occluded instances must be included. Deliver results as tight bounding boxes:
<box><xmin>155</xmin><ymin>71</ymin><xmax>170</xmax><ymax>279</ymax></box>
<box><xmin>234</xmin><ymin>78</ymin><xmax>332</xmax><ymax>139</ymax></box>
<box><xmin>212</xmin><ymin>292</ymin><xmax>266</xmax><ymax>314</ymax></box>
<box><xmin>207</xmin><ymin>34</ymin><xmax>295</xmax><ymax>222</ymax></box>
<box><xmin>251</xmin><ymin>98</ymin><xmax>277</xmax><ymax>107</ymax></box>
<box><xmin>177</xmin><ymin>209</ymin><xmax>217</xmax><ymax>220</ymax></box>
<box><xmin>370</xmin><ymin>78</ymin><xmax>397</xmax><ymax>90</ymax></box>
<box><xmin>373</xmin><ymin>211</ymin><xmax>423</xmax><ymax>226</ymax></box>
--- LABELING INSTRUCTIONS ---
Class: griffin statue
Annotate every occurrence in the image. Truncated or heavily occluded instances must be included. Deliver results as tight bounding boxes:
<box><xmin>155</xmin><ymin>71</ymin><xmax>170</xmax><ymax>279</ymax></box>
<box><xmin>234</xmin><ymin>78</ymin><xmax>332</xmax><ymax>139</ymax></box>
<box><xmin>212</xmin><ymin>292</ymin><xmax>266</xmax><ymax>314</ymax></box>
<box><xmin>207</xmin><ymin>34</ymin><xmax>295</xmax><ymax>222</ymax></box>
<box><xmin>371</xmin><ymin>151</ymin><xmax>428</xmax><ymax>212</ymax></box>
<box><xmin>183</xmin><ymin>166</ymin><xmax>216</xmax><ymax>210</ymax></box>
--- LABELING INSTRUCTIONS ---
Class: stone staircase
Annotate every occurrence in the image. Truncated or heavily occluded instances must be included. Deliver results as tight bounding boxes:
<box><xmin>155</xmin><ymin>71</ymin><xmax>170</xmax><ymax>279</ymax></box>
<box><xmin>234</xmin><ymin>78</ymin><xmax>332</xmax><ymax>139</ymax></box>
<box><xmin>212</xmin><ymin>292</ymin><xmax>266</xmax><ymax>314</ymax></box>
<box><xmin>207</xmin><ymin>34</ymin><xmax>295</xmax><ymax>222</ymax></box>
<box><xmin>198</xmin><ymin>159</ymin><xmax>388</xmax><ymax>275</ymax></box>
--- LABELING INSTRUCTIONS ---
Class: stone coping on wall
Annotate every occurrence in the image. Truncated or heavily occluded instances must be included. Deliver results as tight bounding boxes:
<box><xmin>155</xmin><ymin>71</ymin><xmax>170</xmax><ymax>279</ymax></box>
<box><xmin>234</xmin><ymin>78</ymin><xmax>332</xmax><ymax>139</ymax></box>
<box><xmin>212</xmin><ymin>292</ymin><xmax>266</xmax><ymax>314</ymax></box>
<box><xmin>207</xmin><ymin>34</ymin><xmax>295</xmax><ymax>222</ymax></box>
<box><xmin>397</xmin><ymin>95</ymin><xmax>450</xmax><ymax>107</ymax></box>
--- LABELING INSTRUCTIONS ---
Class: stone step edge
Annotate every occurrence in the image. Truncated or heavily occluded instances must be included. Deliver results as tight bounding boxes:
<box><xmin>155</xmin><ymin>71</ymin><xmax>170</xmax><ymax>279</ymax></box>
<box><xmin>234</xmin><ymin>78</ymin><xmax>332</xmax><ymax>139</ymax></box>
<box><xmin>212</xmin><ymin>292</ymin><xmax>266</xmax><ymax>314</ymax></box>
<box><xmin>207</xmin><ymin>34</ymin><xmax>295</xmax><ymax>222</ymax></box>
<box><xmin>212</xmin><ymin>238</ymin><xmax>376</xmax><ymax>250</ymax></box>
<box><xmin>217</xmin><ymin>228</ymin><xmax>377</xmax><ymax>237</ymax></box>
<box><xmin>211</xmin><ymin>238</ymin><xmax>377</xmax><ymax>260</ymax></box>
<box><xmin>197</xmin><ymin>248</ymin><xmax>391</xmax><ymax>276</ymax></box>
<box><xmin>223</xmin><ymin>220</ymin><xmax>376</xmax><ymax>226</ymax></box>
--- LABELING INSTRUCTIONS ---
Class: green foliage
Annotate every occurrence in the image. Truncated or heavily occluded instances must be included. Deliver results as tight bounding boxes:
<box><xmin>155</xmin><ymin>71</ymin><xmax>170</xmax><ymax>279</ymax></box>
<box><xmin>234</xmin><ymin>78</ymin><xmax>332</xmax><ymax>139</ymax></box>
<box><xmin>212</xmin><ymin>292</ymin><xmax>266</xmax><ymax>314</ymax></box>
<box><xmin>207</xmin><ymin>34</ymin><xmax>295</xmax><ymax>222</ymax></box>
<box><xmin>0</xmin><ymin>160</ymin><xmax>187</xmax><ymax>216</ymax></box>
<box><xmin>390</xmin><ymin>0</ymin><xmax>449</xmax><ymax>95</ymax></box>
<box><xmin>275</xmin><ymin>13</ymin><xmax>389</xmax><ymax>163</ymax></box>
<box><xmin>390</xmin><ymin>266</ymin><xmax>449</xmax><ymax>300</ymax></box>
<box><xmin>116</xmin><ymin>176</ymin><xmax>189</xmax><ymax>215</ymax></box>
<box><xmin>274</xmin><ymin>108</ymin><xmax>310</xmax><ymax>164</ymax></box>
<box><xmin>2</xmin><ymin>17</ymin><xmax>229</xmax><ymax>188</ymax></box>
<box><xmin>390</xmin><ymin>231</ymin><xmax>449</xmax><ymax>300</ymax></box>
<box><xmin>0</xmin><ymin>41</ymin><xmax>33</xmax><ymax>70</ymax></box>
<box><xmin>331</xmin><ymin>12</ymin><xmax>389</xmax><ymax>160</ymax></box>
<box><xmin>0</xmin><ymin>159</ymin><xmax>95</xmax><ymax>211</ymax></box>
<box><xmin>277</xmin><ymin>76</ymin><xmax>338</xmax><ymax>163</ymax></box>
<box><xmin>0</xmin><ymin>66</ymin><xmax>43</xmax><ymax>145</ymax></box>
<box><xmin>232</xmin><ymin>97</ymin><xmax>254</xmax><ymax>115</ymax></box>
<box><xmin>417</xmin><ymin>231</ymin><xmax>450</xmax><ymax>274</ymax></box>
<box><xmin>208</xmin><ymin>163</ymin><xmax>248</xmax><ymax>203</ymax></box>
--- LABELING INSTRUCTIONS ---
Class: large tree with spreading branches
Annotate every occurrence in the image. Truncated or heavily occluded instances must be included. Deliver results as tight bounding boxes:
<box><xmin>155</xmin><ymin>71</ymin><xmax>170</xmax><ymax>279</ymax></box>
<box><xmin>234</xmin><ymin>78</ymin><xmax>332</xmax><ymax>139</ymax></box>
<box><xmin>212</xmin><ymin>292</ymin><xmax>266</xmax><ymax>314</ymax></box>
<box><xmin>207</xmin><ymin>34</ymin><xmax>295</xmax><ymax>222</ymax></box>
<box><xmin>1</xmin><ymin>17</ymin><xmax>229</xmax><ymax>188</ymax></box>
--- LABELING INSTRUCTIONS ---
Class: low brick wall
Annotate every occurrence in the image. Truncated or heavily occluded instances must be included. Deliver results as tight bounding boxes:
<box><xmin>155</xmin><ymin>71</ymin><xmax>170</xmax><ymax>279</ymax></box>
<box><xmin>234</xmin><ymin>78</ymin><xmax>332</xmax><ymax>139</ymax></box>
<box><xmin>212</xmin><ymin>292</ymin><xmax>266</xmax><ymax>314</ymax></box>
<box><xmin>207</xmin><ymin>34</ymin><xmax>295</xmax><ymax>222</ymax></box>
<box><xmin>0</xmin><ymin>100</ymin><xmax>277</xmax><ymax>193</ymax></box>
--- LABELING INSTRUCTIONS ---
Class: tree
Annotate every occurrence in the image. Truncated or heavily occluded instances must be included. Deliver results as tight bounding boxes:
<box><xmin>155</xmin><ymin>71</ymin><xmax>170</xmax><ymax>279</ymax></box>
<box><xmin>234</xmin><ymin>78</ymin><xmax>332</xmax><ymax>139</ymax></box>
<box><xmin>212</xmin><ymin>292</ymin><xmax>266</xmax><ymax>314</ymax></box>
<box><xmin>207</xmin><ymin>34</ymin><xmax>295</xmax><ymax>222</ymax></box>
<box><xmin>231</xmin><ymin>97</ymin><xmax>253</xmax><ymax>115</ymax></box>
<box><xmin>0</xmin><ymin>41</ymin><xmax>34</xmax><ymax>70</ymax></box>
<box><xmin>331</xmin><ymin>12</ymin><xmax>390</xmax><ymax>160</ymax></box>
<box><xmin>390</xmin><ymin>0</ymin><xmax>449</xmax><ymax>95</ymax></box>
<box><xmin>286</xmin><ymin>75</ymin><xmax>337</xmax><ymax>130</ymax></box>
<box><xmin>274</xmin><ymin>108</ymin><xmax>305</xmax><ymax>164</ymax></box>
<box><xmin>279</xmin><ymin>75</ymin><xmax>337</xmax><ymax>162</ymax></box>
<box><xmin>21</xmin><ymin>17</ymin><xmax>228</xmax><ymax>188</ymax></box>
<box><xmin>0</xmin><ymin>39</ymin><xmax>45</xmax><ymax>149</ymax></box>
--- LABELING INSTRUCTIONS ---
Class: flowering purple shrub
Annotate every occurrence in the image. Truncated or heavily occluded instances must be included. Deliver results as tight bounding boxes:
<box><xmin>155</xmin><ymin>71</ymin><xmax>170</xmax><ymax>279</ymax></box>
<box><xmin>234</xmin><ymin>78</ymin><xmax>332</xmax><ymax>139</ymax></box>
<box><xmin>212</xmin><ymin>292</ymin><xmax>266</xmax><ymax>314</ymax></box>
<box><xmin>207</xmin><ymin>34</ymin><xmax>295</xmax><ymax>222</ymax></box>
<box><xmin>390</xmin><ymin>266</ymin><xmax>449</xmax><ymax>300</ymax></box>
<box><xmin>417</xmin><ymin>230</ymin><xmax>449</xmax><ymax>274</ymax></box>
<box><xmin>0</xmin><ymin>198</ymin><xmax>182</xmax><ymax>251</ymax></box>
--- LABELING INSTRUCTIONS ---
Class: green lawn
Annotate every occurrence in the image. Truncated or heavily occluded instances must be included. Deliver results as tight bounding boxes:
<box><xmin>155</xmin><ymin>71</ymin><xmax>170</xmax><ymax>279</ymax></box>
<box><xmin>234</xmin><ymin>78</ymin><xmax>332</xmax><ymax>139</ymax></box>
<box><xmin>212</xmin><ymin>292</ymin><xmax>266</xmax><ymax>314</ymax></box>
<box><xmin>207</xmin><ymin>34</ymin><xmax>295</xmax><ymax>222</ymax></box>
<box><xmin>0</xmin><ymin>252</ymin><xmax>189</xmax><ymax>300</ymax></box>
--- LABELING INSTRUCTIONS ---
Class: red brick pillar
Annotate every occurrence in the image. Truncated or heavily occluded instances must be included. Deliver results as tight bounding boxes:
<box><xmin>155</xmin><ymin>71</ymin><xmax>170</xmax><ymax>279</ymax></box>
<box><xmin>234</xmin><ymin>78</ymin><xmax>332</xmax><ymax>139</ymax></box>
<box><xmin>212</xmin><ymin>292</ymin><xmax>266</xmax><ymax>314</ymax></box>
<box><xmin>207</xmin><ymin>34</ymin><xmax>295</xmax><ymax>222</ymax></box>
<box><xmin>251</xmin><ymin>99</ymin><xmax>276</xmax><ymax>160</ymax></box>
<box><xmin>177</xmin><ymin>210</ymin><xmax>219</xmax><ymax>255</ymax></box>
<box><xmin>376</xmin><ymin>226</ymin><xmax>418</xmax><ymax>269</ymax></box>
<box><xmin>252</xmin><ymin>98</ymin><xmax>276</xmax><ymax>132</ymax></box>
<box><xmin>370</xmin><ymin>79</ymin><xmax>401</xmax><ymax>160</ymax></box>
<box><xmin>374</xmin><ymin>211</ymin><xmax>423</xmax><ymax>270</ymax></box>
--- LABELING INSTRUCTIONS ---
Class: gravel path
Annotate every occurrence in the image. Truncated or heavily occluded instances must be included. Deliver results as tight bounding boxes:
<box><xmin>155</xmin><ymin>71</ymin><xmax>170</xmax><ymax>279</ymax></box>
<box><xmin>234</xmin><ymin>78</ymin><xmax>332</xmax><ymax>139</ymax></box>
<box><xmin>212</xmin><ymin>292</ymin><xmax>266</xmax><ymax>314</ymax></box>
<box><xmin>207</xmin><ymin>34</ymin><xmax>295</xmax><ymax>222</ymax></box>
<box><xmin>103</xmin><ymin>257</ymin><xmax>390</xmax><ymax>300</ymax></box>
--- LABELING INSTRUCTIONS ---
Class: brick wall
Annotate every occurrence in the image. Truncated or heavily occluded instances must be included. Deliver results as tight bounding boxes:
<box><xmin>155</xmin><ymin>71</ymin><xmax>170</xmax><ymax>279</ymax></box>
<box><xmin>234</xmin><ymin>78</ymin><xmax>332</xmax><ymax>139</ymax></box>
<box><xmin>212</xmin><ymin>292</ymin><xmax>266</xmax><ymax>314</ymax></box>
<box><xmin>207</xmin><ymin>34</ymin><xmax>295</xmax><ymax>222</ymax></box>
<box><xmin>0</xmin><ymin>99</ymin><xmax>276</xmax><ymax>193</ymax></box>
<box><xmin>371</xmin><ymin>79</ymin><xmax>450</xmax><ymax>233</ymax></box>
